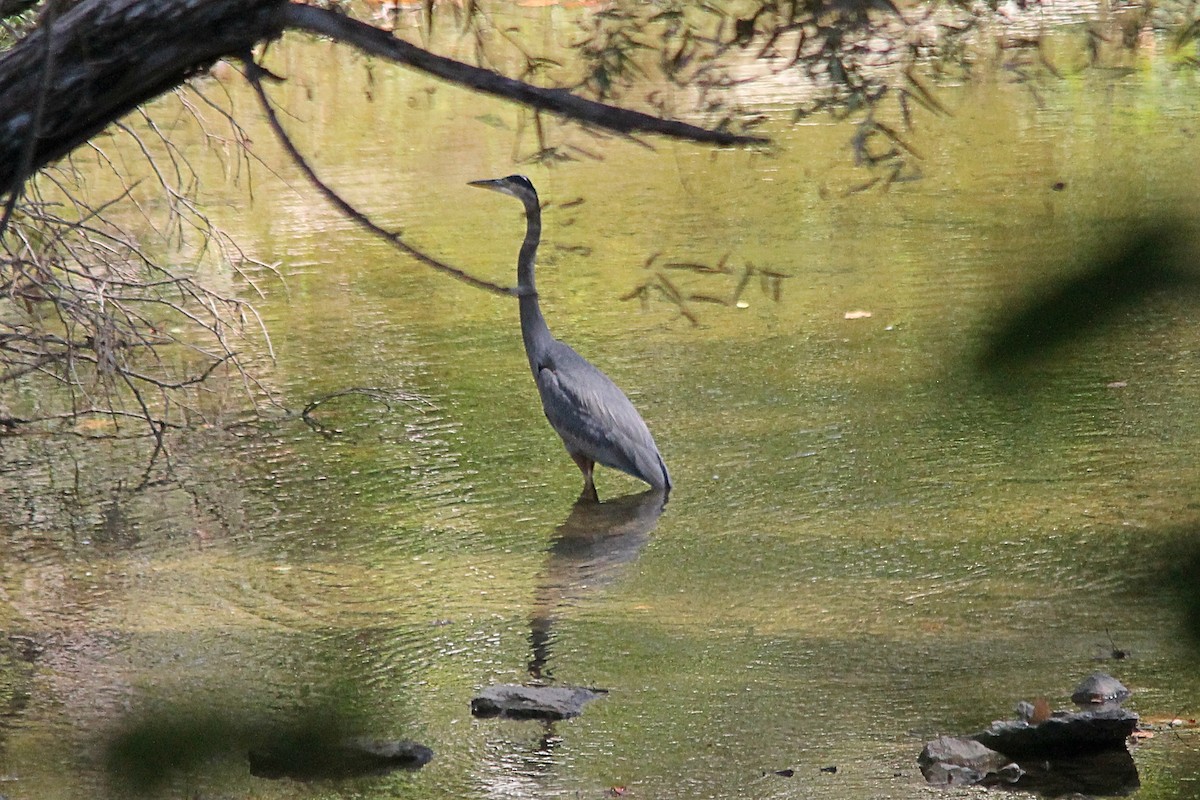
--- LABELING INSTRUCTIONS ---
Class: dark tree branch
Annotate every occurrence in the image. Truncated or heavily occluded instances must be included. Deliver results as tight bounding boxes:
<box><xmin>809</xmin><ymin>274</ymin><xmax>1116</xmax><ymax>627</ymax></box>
<box><xmin>0</xmin><ymin>0</ymin><xmax>765</xmax><ymax>200</ymax></box>
<box><xmin>0</xmin><ymin>0</ymin><xmax>290</xmax><ymax>199</ymax></box>
<box><xmin>0</xmin><ymin>0</ymin><xmax>38</xmax><ymax>20</ymax></box>
<box><xmin>0</xmin><ymin>0</ymin><xmax>768</xmax><ymax>436</ymax></box>
<box><xmin>0</xmin><ymin>0</ymin><xmax>56</xmax><ymax>237</ymax></box>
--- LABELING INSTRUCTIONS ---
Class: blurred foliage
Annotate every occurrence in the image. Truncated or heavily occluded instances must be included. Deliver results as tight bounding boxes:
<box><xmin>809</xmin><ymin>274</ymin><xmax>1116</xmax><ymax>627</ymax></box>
<box><xmin>377</xmin><ymin>0</ymin><xmax>1200</xmax><ymax>178</ymax></box>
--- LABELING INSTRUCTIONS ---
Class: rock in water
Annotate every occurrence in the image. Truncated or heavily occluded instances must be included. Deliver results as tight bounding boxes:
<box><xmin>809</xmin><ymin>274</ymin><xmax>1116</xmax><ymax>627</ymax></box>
<box><xmin>1071</xmin><ymin>672</ymin><xmax>1131</xmax><ymax>707</ymax></box>
<box><xmin>973</xmin><ymin>706</ymin><xmax>1138</xmax><ymax>758</ymax></box>
<box><xmin>470</xmin><ymin>685</ymin><xmax>607</xmax><ymax>720</ymax></box>
<box><xmin>918</xmin><ymin>736</ymin><xmax>1022</xmax><ymax>787</ymax></box>
<box><xmin>920</xmin><ymin>674</ymin><xmax>1140</xmax><ymax>793</ymax></box>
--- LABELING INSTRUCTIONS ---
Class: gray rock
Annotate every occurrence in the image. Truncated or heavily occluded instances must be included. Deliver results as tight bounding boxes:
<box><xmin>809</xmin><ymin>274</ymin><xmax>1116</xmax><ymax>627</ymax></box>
<box><xmin>1071</xmin><ymin>672</ymin><xmax>1131</xmax><ymax>707</ymax></box>
<box><xmin>918</xmin><ymin>736</ymin><xmax>1021</xmax><ymax>787</ymax></box>
<box><xmin>470</xmin><ymin>684</ymin><xmax>607</xmax><ymax>720</ymax></box>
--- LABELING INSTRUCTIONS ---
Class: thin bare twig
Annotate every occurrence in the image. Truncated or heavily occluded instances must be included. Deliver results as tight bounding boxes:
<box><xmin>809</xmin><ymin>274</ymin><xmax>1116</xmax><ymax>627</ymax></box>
<box><xmin>243</xmin><ymin>55</ymin><xmax>519</xmax><ymax>298</ymax></box>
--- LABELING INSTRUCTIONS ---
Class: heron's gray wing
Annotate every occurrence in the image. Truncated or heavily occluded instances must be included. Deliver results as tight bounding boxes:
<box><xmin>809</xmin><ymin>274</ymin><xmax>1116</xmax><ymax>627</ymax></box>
<box><xmin>534</xmin><ymin>341</ymin><xmax>669</xmax><ymax>488</ymax></box>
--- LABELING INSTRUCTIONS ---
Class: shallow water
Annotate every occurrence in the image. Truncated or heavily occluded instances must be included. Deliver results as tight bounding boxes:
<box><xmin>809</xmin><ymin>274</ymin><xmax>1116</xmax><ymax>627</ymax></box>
<box><xmin>3</xmin><ymin>8</ymin><xmax>1200</xmax><ymax>799</ymax></box>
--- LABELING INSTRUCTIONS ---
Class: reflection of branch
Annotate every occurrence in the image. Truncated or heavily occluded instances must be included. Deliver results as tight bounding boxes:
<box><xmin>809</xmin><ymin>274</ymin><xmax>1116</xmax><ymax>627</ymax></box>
<box><xmin>244</xmin><ymin>58</ymin><xmax>518</xmax><ymax>298</ymax></box>
<box><xmin>281</xmin><ymin>3</ymin><xmax>767</xmax><ymax>147</ymax></box>
<box><xmin>0</xmin><ymin>407</ymin><xmax>186</xmax><ymax>435</ymax></box>
<box><xmin>622</xmin><ymin>253</ymin><xmax>789</xmax><ymax>324</ymax></box>
<box><xmin>299</xmin><ymin>386</ymin><xmax>429</xmax><ymax>435</ymax></box>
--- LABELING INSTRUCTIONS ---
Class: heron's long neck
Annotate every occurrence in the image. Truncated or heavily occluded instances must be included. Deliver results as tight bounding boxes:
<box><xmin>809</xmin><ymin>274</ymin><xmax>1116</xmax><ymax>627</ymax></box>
<box><xmin>518</xmin><ymin>200</ymin><xmax>550</xmax><ymax>373</ymax></box>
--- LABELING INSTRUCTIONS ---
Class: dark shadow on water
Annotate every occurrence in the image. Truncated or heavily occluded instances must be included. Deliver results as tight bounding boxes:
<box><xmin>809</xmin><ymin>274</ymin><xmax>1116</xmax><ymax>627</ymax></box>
<box><xmin>527</xmin><ymin>488</ymin><xmax>667</xmax><ymax>681</ymax></box>
<box><xmin>247</xmin><ymin>733</ymin><xmax>431</xmax><ymax>780</ymax></box>
<box><xmin>1164</xmin><ymin>523</ymin><xmax>1200</xmax><ymax>647</ymax></box>
<box><xmin>977</xmin><ymin>221</ymin><xmax>1200</xmax><ymax>375</ymax></box>
<box><xmin>103</xmin><ymin>706</ymin><xmax>348</xmax><ymax>793</ymax></box>
<box><xmin>1008</xmin><ymin>748</ymin><xmax>1139</xmax><ymax>797</ymax></box>
<box><xmin>102</xmin><ymin>702</ymin><xmax>430</xmax><ymax>793</ymax></box>
<box><xmin>971</xmin><ymin>219</ymin><xmax>1200</xmax><ymax>665</ymax></box>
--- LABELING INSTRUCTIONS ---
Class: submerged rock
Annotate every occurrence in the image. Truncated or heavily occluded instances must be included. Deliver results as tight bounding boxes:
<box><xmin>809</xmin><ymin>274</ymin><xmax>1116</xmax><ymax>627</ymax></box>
<box><xmin>249</xmin><ymin>738</ymin><xmax>432</xmax><ymax>780</ymax></box>
<box><xmin>470</xmin><ymin>685</ymin><xmax>607</xmax><ymax>720</ymax></box>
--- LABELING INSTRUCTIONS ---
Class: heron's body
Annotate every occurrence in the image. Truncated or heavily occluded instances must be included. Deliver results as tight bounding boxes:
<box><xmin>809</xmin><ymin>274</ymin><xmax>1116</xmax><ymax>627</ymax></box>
<box><xmin>471</xmin><ymin>175</ymin><xmax>671</xmax><ymax>501</ymax></box>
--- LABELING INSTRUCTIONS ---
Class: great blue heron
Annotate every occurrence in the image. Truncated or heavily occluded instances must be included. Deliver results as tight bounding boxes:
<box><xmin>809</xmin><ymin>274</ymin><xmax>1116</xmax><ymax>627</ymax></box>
<box><xmin>469</xmin><ymin>175</ymin><xmax>672</xmax><ymax>501</ymax></box>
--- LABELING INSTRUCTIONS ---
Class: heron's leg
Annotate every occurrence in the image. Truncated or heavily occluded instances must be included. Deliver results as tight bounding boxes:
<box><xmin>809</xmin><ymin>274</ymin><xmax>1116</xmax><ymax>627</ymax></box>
<box><xmin>570</xmin><ymin>452</ymin><xmax>598</xmax><ymax>503</ymax></box>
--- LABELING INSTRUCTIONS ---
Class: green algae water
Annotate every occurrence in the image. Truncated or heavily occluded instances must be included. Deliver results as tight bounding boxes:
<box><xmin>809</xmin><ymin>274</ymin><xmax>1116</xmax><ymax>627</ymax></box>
<box><xmin>2</xmin><ymin>7</ymin><xmax>1200</xmax><ymax>799</ymax></box>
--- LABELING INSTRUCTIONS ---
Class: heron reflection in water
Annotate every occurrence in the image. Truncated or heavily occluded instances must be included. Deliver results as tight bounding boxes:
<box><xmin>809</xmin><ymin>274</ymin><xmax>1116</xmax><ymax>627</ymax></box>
<box><xmin>469</xmin><ymin>175</ymin><xmax>671</xmax><ymax>502</ymax></box>
<box><xmin>468</xmin><ymin>490</ymin><xmax>665</xmax><ymax>797</ymax></box>
<box><xmin>528</xmin><ymin>488</ymin><xmax>667</xmax><ymax>680</ymax></box>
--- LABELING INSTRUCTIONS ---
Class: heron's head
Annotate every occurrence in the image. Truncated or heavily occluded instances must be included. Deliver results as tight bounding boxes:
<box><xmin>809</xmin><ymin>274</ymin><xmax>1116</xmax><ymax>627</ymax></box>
<box><xmin>468</xmin><ymin>174</ymin><xmax>539</xmax><ymax>206</ymax></box>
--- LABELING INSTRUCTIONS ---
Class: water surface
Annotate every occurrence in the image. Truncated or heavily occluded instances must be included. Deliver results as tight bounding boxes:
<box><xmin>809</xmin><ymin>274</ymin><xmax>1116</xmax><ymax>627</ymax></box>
<box><xmin>2</xmin><ymin>10</ymin><xmax>1200</xmax><ymax>799</ymax></box>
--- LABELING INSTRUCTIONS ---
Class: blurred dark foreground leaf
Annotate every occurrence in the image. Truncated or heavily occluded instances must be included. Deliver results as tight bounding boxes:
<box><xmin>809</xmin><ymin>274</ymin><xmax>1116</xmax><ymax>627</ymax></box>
<box><xmin>104</xmin><ymin>705</ymin><xmax>429</xmax><ymax>794</ymax></box>
<box><xmin>104</xmin><ymin>711</ymin><xmax>249</xmax><ymax>793</ymax></box>
<box><xmin>979</xmin><ymin>222</ymin><xmax>1200</xmax><ymax>371</ymax></box>
<box><xmin>248</xmin><ymin>735</ymin><xmax>432</xmax><ymax>780</ymax></box>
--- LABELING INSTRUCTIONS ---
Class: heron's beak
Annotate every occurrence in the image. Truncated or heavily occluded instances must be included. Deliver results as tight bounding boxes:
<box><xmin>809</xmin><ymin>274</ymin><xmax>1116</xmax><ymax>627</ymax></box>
<box><xmin>468</xmin><ymin>178</ymin><xmax>504</xmax><ymax>192</ymax></box>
